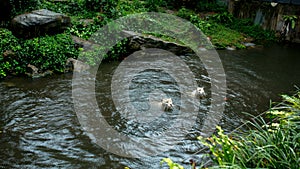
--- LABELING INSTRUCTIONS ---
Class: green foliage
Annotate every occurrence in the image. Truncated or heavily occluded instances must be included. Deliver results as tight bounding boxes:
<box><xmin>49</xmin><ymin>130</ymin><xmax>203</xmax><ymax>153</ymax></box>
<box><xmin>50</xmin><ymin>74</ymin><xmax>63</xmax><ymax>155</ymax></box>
<box><xmin>68</xmin><ymin>18</ymin><xmax>103</xmax><ymax>40</ymax></box>
<box><xmin>283</xmin><ymin>15</ymin><xmax>298</xmax><ymax>29</ymax></box>
<box><xmin>177</xmin><ymin>9</ymin><xmax>213</xmax><ymax>33</ymax></box>
<box><xmin>144</xmin><ymin>0</ymin><xmax>166</xmax><ymax>12</ymax></box>
<box><xmin>198</xmin><ymin>126</ymin><xmax>241</xmax><ymax>167</ymax></box>
<box><xmin>108</xmin><ymin>40</ymin><xmax>129</xmax><ymax>61</ymax></box>
<box><xmin>39</xmin><ymin>0</ymin><xmax>85</xmax><ymax>16</ymax></box>
<box><xmin>0</xmin><ymin>61</ymin><xmax>11</xmax><ymax>78</ymax></box>
<box><xmin>200</xmin><ymin>92</ymin><xmax>300</xmax><ymax>168</ymax></box>
<box><xmin>234</xmin><ymin>24</ymin><xmax>276</xmax><ymax>43</ymax></box>
<box><xmin>142</xmin><ymin>32</ymin><xmax>183</xmax><ymax>45</ymax></box>
<box><xmin>267</xmin><ymin>94</ymin><xmax>300</xmax><ymax>130</ymax></box>
<box><xmin>177</xmin><ymin>6</ymin><xmax>276</xmax><ymax>45</ymax></box>
<box><xmin>207</xmin><ymin>24</ymin><xmax>246</xmax><ymax>49</ymax></box>
<box><xmin>214</xmin><ymin>16</ymin><xmax>276</xmax><ymax>43</ymax></box>
<box><xmin>209</xmin><ymin>12</ymin><xmax>233</xmax><ymax>24</ymax></box>
<box><xmin>160</xmin><ymin>158</ymin><xmax>184</xmax><ymax>169</ymax></box>
<box><xmin>83</xmin><ymin>0</ymin><xmax>118</xmax><ymax>18</ymax></box>
<box><xmin>105</xmin><ymin>39</ymin><xmax>129</xmax><ymax>61</ymax></box>
<box><xmin>176</xmin><ymin>8</ymin><xmax>197</xmax><ymax>20</ymax></box>
<box><xmin>164</xmin><ymin>0</ymin><xmax>226</xmax><ymax>12</ymax></box>
<box><xmin>0</xmin><ymin>30</ymin><xmax>79</xmax><ymax>78</ymax></box>
<box><xmin>196</xmin><ymin>2</ymin><xmax>226</xmax><ymax>13</ymax></box>
<box><xmin>77</xmin><ymin>38</ymin><xmax>129</xmax><ymax>66</ymax></box>
<box><xmin>39</xmin><ymin>0</ymin><xmax>118</xmax><ymax>19</ymax></box>
<box><xmin>189</xmin><ymin>15</ymin><xmax>212</xmax><ymax>31</ymax></box>
<box><xmin>160</xmin><ymin>0</ymin><xmax>196</xmax><ymax>10</ymax></box>
<box><xmin>0</xmin><ymin>29</ymin><xmax>21</xmax><ymax>78</ymax></box>
<box><xmin>0</xmin><ymin>29</ymin><xmax>19</xmax><ymax>53</ymax></box>
<box><xmin>18</xmin><ymin>33</ymin><xmax>78</xmax><ymax>73</ymax></box>
<box><xmin>115</xmin><ymin>0</ymin><xmax>147</xmax><ymax>17</ymax></box>
<box><xmin>9</xmin><ymin>0</ymin><xmax>40</xmax><ymax>16</ymax></box>
<box><xmin>176</xmin><ymin>9</ymin><xmax>246</xmax><ymax>49</ymax></box>
<box><xmin>115</xmin><ymin>0</ymin><xmax>166</xmax><ymax>16</ymax></box>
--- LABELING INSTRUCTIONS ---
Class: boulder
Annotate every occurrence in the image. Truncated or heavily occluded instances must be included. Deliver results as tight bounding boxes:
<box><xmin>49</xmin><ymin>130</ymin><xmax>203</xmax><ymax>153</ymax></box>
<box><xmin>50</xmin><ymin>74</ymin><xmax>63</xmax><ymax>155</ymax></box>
<box><xmin>226</xmin><ymin>46</ymin><xmax>236</xmax><ymax>51</ymax></box>
<box><xmin>71</xmin><ymin>35</ymin><xmax>99</xmax><ymax>51</ymax></box>
<box><xmin>121</xmin><ymin>30</ymin><xmax>192</xmax><ymax>55</ymax></box>
<box><xmin>11</xmin><ymin>9</ymin><xmax>71</xmax><ymax>38</ymax></box>
<box><xmin>2</xmin><ymin>50</ymin><xmax>16</xmax><ymax>59</ymax></box>
<box><xmin>26</xmin><ymin>64</ymin><xmax>53</xmax><ymax>78</ymax></box>
<box><xmin>65</xmin><ymin>58</ymin><xmax>90</xmax><ymax>73</ymax></box>
<box><xmin>243</xmin><ymin>42</ymin><xmax>256</xmax><ymax>47</ymax></box>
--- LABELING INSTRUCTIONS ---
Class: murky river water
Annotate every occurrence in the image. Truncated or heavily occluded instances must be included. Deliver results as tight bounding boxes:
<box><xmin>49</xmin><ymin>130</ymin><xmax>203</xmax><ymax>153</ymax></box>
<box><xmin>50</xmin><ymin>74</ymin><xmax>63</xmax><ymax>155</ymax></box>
<box><xmin>1</xmin><ymin>44</ymin><xmax>299</xmax><ymax>168</ymax></box>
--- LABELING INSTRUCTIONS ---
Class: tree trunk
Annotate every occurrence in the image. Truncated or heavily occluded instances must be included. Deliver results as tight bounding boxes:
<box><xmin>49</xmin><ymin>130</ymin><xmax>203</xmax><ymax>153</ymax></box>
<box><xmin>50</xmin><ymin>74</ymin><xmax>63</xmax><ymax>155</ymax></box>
<box><xmin>228</xmin><ymin>0</ymin><xmax>235</xmax><ymax>14</ymax></box>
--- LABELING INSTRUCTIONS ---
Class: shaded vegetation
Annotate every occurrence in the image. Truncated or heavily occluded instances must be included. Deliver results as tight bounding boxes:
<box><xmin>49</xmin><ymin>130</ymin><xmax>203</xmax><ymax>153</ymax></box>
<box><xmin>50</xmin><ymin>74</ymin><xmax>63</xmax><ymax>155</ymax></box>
<box><xmin>0</xmin><ymin>0</ymin><xmax>278</xmax><ymax>79</ymax></box>
<box><xmin>0</xmin><ymin>29</ymin><xmax>78</xmax><ymax>78</ymax></box>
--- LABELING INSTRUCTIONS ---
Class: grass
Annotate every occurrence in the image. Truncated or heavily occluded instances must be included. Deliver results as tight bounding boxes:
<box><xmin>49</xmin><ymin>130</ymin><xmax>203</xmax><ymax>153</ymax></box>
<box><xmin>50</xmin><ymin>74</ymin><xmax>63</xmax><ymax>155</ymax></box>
<box><xmin>160</xmin><ymin>91</ymin><xmax>300</xmax><ymax>169</ymax></box>
<box><xmin>198</xmin><ymin>91</ymin><xmax>300</xmax><ymax>169</ymax></box>
<box><xmin>205</xmin><ymin>23</ymin><xmax>246</xmax><ymax>49</ymax></box>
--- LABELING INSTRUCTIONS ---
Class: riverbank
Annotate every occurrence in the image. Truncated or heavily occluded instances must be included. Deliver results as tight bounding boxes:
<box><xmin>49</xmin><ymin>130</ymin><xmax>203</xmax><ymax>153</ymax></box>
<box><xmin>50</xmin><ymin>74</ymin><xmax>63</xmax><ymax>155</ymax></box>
<box><xmin>162</xmin><ymin>90</ymin><xmax>300</xmax><ymax>169</ymax></box>
<box><xmin>0</xmin><ymin>0</ymin><xmax>278</xmax><ymax>79</ymax></box>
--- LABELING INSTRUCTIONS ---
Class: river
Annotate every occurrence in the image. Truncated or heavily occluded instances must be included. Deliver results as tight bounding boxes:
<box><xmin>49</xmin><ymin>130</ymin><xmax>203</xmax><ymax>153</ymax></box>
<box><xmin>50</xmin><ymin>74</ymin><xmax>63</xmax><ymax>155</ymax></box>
<box><xmin>0</xmin><ymin>44</ymin><xmax>299</xmax><ymax>168</ymax></box>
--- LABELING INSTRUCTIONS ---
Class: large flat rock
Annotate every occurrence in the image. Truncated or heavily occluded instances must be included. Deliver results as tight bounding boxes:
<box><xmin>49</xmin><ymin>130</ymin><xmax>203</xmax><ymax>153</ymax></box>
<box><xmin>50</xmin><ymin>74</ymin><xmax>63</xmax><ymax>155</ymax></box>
<box><xmin>12</xmin><ymin>9</ymin><xmax>71</xmax><ymax>38</ymax></box>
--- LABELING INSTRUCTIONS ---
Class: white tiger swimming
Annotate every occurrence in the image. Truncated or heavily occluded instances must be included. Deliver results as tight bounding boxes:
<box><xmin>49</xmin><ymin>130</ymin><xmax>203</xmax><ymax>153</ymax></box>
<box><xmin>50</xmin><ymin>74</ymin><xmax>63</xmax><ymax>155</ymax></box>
<box><xmin>192</xmin><ymin>87</ymin><xmax>206</xmax><ymax>99</ymax></box>
<box><xmin>161</xmin><ymin>98</ymin><xmax>174</xmax><ymax>111</ymax></box>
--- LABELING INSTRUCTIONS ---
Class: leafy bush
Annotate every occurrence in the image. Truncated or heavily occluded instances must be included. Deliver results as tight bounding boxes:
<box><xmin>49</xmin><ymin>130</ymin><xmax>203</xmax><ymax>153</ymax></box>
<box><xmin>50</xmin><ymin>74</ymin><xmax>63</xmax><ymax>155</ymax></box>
<box><xmin>68</xmin><ymin>18</ymin><xmax>104</xmax><ymax>40</ymax></box>
<box><xmin>83</xmin><ymin>0</ymin><xmax>118</xmax><ymax>18</ymax></box>
<box><xmin>189</xmin><ymin>15</ymin><xmax>212</xmax><ymax>31</ymax></box>
<box><xmin>0</xmin><ymin>29</ymin><xmax>21</xmax><ymax>78</ymax></box>
<box><xmin>144</xmin><ymin>0</ymin><xmax>166</xmax><ymax>12</ymax></box>
<box><xmin>115</xmin><ymin>0</ymin><xmax>147</xmax><ymax>16</ymax></box>
<box><xmin>0</xmin><ymin>29</ymin><xmax>79</xmax><ymax>78</ymax></box>
<box><xmin>0</xmin><ymin>29</ymin><xmax>19</xmax><ymax>54</ymax></box>
<box><xmin>177</xmin><ymin>9</ymin><xmax>213</xmax><ymax>32</ymax></box>
<box><xmin>176</xmin><ymin>7</ymin><xmax>197</xmax><ymax>20</ymax></box>
<box><xmin>209</xmin><ymin>12</ymin><xmax>234</xmax><ymax>24</ymax></box>
<box><xmin>9</xmin><ymin>0</ymin><xmax>40</xmax><ymax>16</ymax></box>
<box><xmin>18</xmin><ymin>33</ymin><xmax>79</xmax><ymax>73</ymax></box>
<box><xmin>39</xmin><ymin>0</ymin><xmax>85</xmax><ymax>16</ymax></box>
<box><xmin>39</xmin><ymin>0</ymin><xmax>118</xmax><ymax>19</ymax></box>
